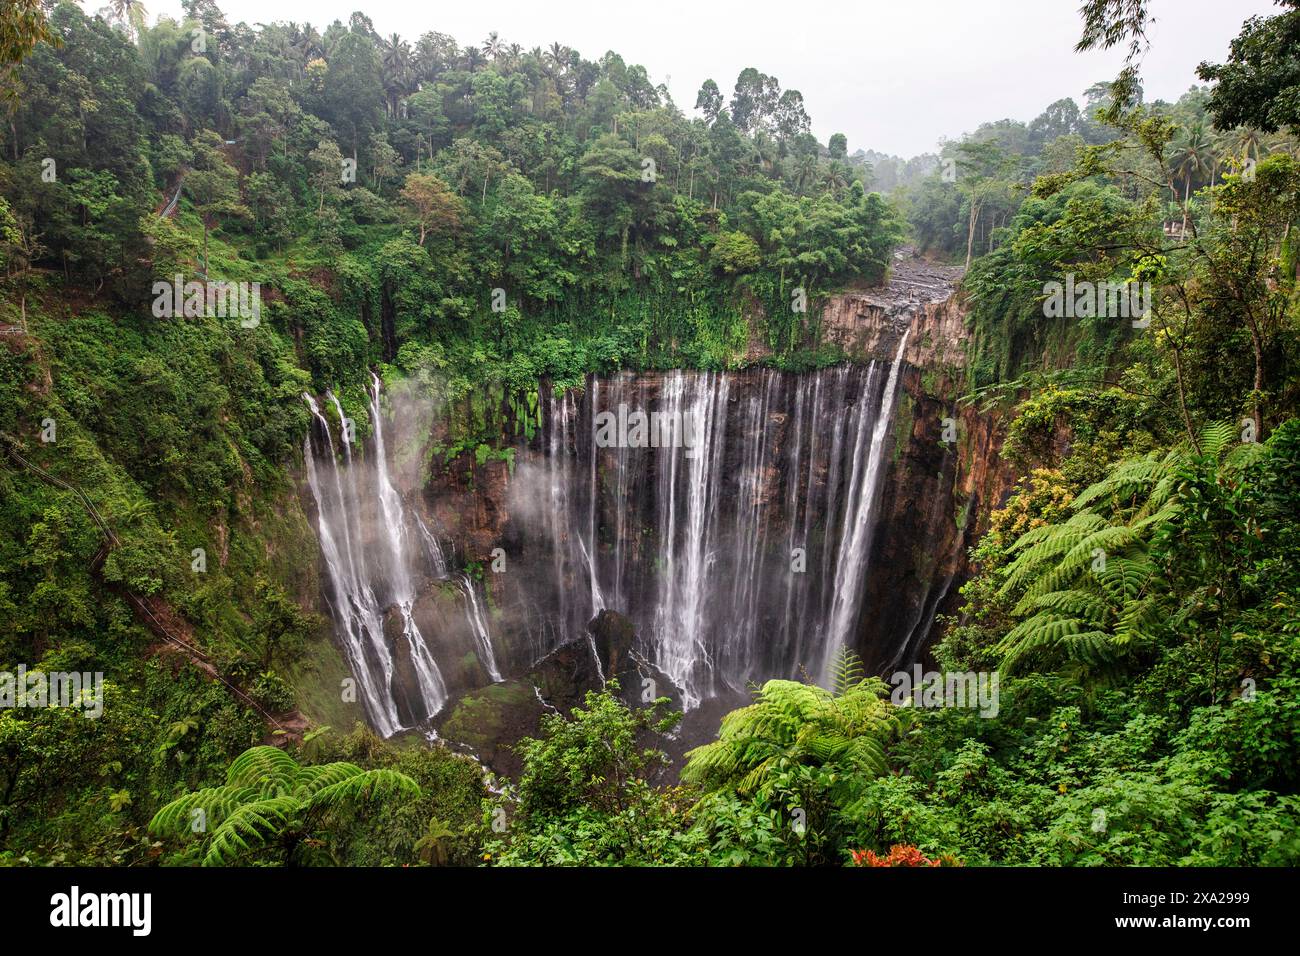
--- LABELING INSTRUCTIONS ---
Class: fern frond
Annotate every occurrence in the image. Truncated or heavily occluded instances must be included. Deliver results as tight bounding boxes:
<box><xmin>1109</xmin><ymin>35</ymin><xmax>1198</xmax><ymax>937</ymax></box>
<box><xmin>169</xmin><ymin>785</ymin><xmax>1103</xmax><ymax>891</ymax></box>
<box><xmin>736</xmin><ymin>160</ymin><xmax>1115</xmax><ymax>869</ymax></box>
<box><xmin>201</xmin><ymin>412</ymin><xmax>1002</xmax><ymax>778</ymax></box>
<box><xmin>1199</xmin><ymin>420</ymin><xmax>1237</xmax><ymax>458</ymax></box>
<box><xmin>148</xmin><ymin>786</ymin><xmax>259</xmax><ymax>838</ymax></box>
<box><xmin>1095</xmin><ymin>555</ymin><xmax>1153</xmax><ymax>604</ymax></box>
<box><xmin>305</xmin><ymin>768</ymin><xmax>421</xmax><ymax>813</ymax></box>
<box><xmin>292</xmin><ymin>762</ymin><xmax>365</xmax><ymax>798</ymax></box>
<box><xmin>1026</xmin><ymin>588</ymin><xmax>1110</xmax><ymax>625</ymax></box>
<box><xmin>226</xmin><ymin>746</ymin><xmax>300</xmax><ymax>796</ymax></box>
<box><xmin>830</xmin><ymin>647</ymin><xmax>865</xmax><ymax>697</ymax></box>
<box><xmin>1072</xmin><ymin>454</ymin><xmax>1167</xmax><ymax>511</ymax></box>
<box><xmin>201</xmin><ymin>796</ymin><xmax>300</xmax><ymax>866</ymax></box>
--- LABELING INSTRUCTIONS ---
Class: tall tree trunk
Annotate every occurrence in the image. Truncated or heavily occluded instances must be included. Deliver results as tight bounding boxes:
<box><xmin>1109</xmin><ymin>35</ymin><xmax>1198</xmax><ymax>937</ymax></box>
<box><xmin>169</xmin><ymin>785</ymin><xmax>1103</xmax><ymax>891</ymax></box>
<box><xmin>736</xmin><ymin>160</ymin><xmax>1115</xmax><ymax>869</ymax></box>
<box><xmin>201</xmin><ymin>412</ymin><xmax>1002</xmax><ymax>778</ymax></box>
<box><xmin>1180</xmin><ymin>177</ymin><xmax>1191</xmax><ymax>236</ymax></box>
<box><xmin>964</xmin><ymin>200</ymin><xmax>981</xmax><ymax>271</ymax></box>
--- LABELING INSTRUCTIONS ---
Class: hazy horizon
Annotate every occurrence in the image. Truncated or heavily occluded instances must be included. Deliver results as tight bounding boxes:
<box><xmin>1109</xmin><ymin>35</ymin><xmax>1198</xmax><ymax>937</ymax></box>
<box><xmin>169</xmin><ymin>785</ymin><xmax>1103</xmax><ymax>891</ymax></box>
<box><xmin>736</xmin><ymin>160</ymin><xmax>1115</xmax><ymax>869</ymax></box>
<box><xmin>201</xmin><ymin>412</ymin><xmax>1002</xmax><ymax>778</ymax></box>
<box><xmin>144</xmin><ymin>0</ymin><xmax>1277</xmax><ymax>157</ymax></box>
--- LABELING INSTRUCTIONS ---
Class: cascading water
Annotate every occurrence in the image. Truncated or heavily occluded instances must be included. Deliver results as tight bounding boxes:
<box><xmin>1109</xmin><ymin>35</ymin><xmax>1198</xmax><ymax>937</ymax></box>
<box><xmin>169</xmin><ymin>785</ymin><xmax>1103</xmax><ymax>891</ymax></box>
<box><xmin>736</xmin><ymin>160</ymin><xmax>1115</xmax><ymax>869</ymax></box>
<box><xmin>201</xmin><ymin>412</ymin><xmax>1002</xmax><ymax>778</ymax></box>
<box><xmin>303</xmin><ymin>377</ymin><xmax>502</xmax><ymax>736</ymax></box>
<box><xmin>823</xmin><ymin>331</ymin><xmax>909</xmax><ymax>679</ymax></box>
<box><xmin>524</xmin><ymin>335</ymin><xmax>913</xmax><ymax>709</ymax></box>
<box><xmin>303</xmin><ymin>338</ymin><xmax>914</xmax><ymax>733</ymax></box>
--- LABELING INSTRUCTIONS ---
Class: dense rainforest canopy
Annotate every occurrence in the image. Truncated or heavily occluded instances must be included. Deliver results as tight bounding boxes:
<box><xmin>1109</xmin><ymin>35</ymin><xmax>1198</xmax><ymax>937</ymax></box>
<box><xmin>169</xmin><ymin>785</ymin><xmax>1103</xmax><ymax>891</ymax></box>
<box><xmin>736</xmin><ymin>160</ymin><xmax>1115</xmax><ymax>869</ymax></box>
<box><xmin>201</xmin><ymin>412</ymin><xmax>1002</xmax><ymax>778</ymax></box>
<box><xmin>0</xmin><ymin>0</ymin><xmax>1298</xmax><ymax>868</ymax></box>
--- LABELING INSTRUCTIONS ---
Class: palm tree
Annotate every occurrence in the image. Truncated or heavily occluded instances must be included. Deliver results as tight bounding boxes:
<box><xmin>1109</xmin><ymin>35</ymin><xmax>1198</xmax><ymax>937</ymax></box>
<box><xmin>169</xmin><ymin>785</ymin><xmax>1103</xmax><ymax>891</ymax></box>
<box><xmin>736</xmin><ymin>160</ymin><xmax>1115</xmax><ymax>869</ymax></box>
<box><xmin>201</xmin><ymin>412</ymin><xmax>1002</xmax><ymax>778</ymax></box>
<box><xmin>752</xmin><ymin>130</ymin><xmax>778</xmax><ymax>175</ymax></box>
<box><xmin>380</xmin><ymin>33</ymin><xmax>411</xmax><ymax>118</ymax></box>
<box><xmin>793</xmin><ymin>153</ymin><xmax>819</xmax><ymax>194</ymax></box>
<box><xmin>106</xmin><ymin>0</ymin><xmax>147</xmax><ymax>41</ymax></box>
<box><xmin>546</xmin><ymin>42</ymin><xmax>569</xmax><ymax>76</ymax></box>
<box><xmin>481</xmin><ymin>31</ymin><xmax>502</xmax><ymax>61</ymax></box>
<box><xmin>288</xmin><ymin>23</ymin><xmax>323</xmax><ymax>67</ymax></box>
<box><xmin>821</xmin><ymin>161</ymin><xmax>850</xmax><ymax>198</ymax></box>
<box><xmin>1170</xmin><ymin>122</ymin><xmax>1215</xmax><ymax>235</ymax></box>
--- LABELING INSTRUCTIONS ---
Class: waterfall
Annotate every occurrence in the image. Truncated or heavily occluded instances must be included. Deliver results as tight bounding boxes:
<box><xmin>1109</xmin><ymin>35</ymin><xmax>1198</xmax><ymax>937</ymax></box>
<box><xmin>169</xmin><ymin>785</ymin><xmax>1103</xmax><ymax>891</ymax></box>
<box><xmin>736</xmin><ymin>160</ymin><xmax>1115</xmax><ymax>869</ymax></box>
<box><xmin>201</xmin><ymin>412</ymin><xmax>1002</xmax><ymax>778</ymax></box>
<box><xmin>304</xmin><ymin>341</ymin><xmax>914</xmax><ymax>733</ymax></box>
<box><xmin>302</xmin><ymin>378</ymin><xmax>503</xmax><ymax>737</ymax></box>
<box><xmin>824</xmin><ymin>331</ymin><xmax>910</xmax><ymax>679</ymax></box>
<box><xmin>652</xmin><ymin>370</ymin><xmax>730</xmax><ymax>707</ymax></box>
<box><xmin>458</xmin><ymin>573</ymin><xmax>502</xmax><ymax>682</ymax></box>
<box><xmin>530</xmin><ymin>337</ymin><xmax>912</xmax><ymax>708</ymax></box>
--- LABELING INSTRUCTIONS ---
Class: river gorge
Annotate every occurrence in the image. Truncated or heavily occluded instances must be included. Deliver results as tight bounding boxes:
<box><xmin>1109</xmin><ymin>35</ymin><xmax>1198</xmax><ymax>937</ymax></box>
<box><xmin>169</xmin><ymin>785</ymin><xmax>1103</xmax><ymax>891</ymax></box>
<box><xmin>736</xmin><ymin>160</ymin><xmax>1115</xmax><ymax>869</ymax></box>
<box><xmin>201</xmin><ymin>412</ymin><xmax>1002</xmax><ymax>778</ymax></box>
<box><xmin>302</xmin><ymin>254</ymin><xmax>1014</xmax><ymax>764</ymax></box>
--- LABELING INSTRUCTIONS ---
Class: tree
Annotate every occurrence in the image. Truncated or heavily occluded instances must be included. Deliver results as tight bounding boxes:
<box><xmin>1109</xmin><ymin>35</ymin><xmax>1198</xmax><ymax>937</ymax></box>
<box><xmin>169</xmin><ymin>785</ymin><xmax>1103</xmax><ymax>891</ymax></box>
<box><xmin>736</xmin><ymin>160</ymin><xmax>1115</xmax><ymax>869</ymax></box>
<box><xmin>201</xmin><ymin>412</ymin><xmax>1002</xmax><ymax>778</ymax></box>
<box><xmin>1075</xmin><ymin>0</ymin><xmax>1153</xmax><ymax>120</ymax></box>
<box><xmin>710</xmin><ymin>230</ymin><xmax>761</xmax><ymax>274</ymax></box>
<box><xmin>683</xmin><ymin>651</ymin><xmax>899</xmax><ymax>798</ymax></box>
<box><xmin>238</xmin><ymin>77</ymin><xmax>301</xmax><ymax>170</ymax></box>
<box><xmin>730</xmin><ymin>67</ymin><xmax>779</xmax><ymax>133</ymax></box>
<box><xmin>318</xmin><ymin>29</ymin><xmax>384</xmax><ymax>158</ymax></box>
<box><xmin>0</xmin><ymin>0</ymin><xmax>58</xmax><ymax>106</ymax></box>
<box><xmin>1198</xmin><ymin>1</ymin><xmax>1300</xmax><ymax>134</ymax></box>
<box><xmin>578</xmin><ymin>133</ymin><xmax>642</xmax><ymax>260</ymax></box>
<box><xmin>184</xmin><ymin>131</ymin><xmax>248</xmax><ymax>272</ymax></box>
<box><xmin>106</xmin><ymin>0</ymin><xmax>149</xmax><ymax>43</ymax></box>
<box><xmin>0</xmin><ymin>196</ymin><xmax>43</xmax><ymax>329</ymax></box>
<box><xmin>149</xmin><ymin>746</ymin><xmax>420</xmax><ymax>865</ymax></box>
<box><xmin>367</xmin><ymin>130</ymin><xmax>401</xmax><ymax>191</ymax></box>
<box><xmin>695</xmin><ymin>78</ymin><xmax>723</xmax><ymax>124</ymax></box>
<box><xmin>399</xmin><ymin>172</ymin><xmax>463</xmax><ymax>246</ymax></box>
<box><xmin>379</xmin><ymin>32</ymin><xmax>411</xmax><ymax>118</ymax></box>
<box><xmin>828</xmin><ymin>133</ymin><xmax>847</xmax><ymax>159</ymax></box>
<box><xmin>1170</xmin><ymin>122</ymin><xmax>1215</xmax><ymax>234</ymax></box>
<box><xmin>252</xmin><ymin>577</ymin><xmax>315</xmax><ymax>670</ymax></box>
<box><xmin>308</xmin><ymin>138</ymin><xmax>345</xmax><ymax>213</ymax></box>
<box><xmin>774</xmin><ymin>89</ymin><xmax>811</xmax><ymax>141</ymax></box>
<box><xmin>484</xmin><ymin>684</ymin><xmax>693</xmax><ymax>866</ymax></box>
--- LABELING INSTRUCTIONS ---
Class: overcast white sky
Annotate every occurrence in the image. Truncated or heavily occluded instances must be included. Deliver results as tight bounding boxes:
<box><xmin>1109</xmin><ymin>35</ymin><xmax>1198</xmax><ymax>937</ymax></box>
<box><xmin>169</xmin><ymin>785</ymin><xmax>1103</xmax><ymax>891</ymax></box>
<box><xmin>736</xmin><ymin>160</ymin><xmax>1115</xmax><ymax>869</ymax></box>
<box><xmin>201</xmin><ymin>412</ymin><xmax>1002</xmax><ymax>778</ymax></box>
<box><xmin>149</xmin><ymin>0</ymin><xmax>1275</xmax><ymax>157</ymax></box>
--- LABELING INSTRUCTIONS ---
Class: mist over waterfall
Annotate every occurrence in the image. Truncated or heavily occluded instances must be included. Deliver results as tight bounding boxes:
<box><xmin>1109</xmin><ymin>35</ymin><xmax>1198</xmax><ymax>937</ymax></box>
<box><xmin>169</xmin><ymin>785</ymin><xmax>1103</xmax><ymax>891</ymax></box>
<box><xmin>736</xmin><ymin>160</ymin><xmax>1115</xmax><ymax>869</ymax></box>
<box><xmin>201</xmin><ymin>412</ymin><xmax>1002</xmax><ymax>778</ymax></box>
<box><xmin>303</xmin><ymin>339</ymin><xmax>912</xmax><ymax>735</ymax></box>
<box><xmin>302</xmin><ymin>377</ymin><xmax>499</xmax><ymax>736</ymax></box>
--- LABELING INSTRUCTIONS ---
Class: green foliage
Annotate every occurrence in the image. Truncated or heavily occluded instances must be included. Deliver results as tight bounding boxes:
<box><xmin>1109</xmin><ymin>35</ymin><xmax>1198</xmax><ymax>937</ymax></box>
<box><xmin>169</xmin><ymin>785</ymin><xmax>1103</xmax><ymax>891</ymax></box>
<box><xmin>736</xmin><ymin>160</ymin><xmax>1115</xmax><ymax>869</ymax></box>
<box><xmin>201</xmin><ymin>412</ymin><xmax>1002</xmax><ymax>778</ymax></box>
<box><xmin>2</xmin><ymin>0</ymin><xmax>1299</xmax><ymax>871</ymax></box>
<box><xmin>682</xmin><ymin>663</ymin><xmax>899</xmax><ymax>798</ymax></box>
<box><xmin>149</xmin><ymin>745</ymin><xmax>420</xmax><ymax>865</ymax></box>
<box><xmin>485</xmin><ymin>684</ymin><xmax>697</xmax><ymax>866</ymax></box>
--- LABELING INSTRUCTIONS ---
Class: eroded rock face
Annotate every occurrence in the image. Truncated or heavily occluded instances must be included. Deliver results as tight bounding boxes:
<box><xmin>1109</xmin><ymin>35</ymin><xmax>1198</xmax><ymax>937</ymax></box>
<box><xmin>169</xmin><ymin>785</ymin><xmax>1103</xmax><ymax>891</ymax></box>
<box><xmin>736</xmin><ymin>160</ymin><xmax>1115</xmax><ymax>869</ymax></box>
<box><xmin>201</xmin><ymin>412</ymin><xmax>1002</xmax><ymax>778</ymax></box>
<box><xmin>821</xmin><ymin>255</ymin><xmax>968</xmax><ymax>371</ymax></box>
<box><xmin>385</xmin><ymin>611</ymin><xmax>432</xmax><ymax>728</ymax></box>
<box><xmin>411</xmin><ymin>251</ymin><xmax>1013</xmax><ymax>708</ymax></box>
<box><xmin>854</xmin><ymin>365</ymin><xmax>1015</xmax><ymax>672</ymax></box>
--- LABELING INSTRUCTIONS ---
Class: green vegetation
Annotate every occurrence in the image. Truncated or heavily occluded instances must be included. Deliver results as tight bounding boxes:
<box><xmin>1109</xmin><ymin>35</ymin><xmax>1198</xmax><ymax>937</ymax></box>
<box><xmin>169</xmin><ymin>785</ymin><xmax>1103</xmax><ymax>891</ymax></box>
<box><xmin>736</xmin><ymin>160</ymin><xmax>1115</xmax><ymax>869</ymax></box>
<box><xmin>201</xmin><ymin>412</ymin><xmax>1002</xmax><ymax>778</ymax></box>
<box><xmin>148</xmin><ymin>744</ymin><xmax>421</xmax><ymax>865</ymax></box>
<box><xmin>1</xmin><ymin>0</ymin><xmax>1298</xmax><ymax>868</ymax></box>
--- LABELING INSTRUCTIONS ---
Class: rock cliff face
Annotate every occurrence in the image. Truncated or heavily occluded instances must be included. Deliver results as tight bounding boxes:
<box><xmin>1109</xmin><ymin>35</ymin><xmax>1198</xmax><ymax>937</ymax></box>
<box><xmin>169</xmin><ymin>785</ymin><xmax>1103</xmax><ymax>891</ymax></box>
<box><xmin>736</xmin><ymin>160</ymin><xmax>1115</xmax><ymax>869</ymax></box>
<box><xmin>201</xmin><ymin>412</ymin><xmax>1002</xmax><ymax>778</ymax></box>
<box><xmin>821</xmin><ymin>255</ymin><xmax>968</xmax><ymax>372</ymax></box>
<box><xmin>412</xmin><ymin>251</ymin><xmax>1015</xmax><ymax>689</ymax></box>
<box><xmin>302</xmin><ymin>250</ymin><xmax>1017</xmax><ymax>754</ymax></box>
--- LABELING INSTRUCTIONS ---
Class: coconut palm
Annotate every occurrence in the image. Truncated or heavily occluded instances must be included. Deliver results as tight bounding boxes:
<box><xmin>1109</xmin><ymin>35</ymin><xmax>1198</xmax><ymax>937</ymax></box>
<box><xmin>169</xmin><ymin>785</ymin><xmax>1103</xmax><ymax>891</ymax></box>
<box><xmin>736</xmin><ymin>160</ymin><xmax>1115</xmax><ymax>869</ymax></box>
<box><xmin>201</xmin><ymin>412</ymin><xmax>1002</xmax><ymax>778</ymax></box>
<box><xmin>793</xmin><ymin>152</ymin><xmax>819</xmax><ymax>194</ymax></box>
<box><xmin>1170</xmin><ymin>122</ymin><xmax>1215</xmax><ymax>235</ymax></box>
<box><xmin>821</xmin><ymin>161</ymin><xmax>850</xmax><ymax>198</ymax></box>
<box><xmin>288</xmin><ymin>23</ymin><xmax>323</xmax><ymax>66</ymax></box>
<box><xmin>105</xmin><ymin>0</ymin><xmax>147</xmax><ymax>41</ymax></box>
<box><xmin>546</xmin><ymin>42</ymin><xmax>570</xmax><ymax>76</ymax></box>
<box><xmin>380</xmin><ymin>33</ymin><xmax>411</xmax><ymax>118</ymax></box>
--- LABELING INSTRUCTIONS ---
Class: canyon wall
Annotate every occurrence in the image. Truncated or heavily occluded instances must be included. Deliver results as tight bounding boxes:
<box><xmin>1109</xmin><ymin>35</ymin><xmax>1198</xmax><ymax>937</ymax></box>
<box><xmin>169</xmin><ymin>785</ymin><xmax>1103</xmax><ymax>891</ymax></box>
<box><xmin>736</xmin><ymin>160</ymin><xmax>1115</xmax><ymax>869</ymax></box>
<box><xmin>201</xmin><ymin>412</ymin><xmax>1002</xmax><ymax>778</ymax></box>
<box><xmin>301</xmin><ymin>252</ymin><xmax>1017</xmax><ymax>746</ymax></box>
<box><xmin>414</xmin><ymin>254</ymin><xmax>1015</xmax><ymax>690</ymax></box>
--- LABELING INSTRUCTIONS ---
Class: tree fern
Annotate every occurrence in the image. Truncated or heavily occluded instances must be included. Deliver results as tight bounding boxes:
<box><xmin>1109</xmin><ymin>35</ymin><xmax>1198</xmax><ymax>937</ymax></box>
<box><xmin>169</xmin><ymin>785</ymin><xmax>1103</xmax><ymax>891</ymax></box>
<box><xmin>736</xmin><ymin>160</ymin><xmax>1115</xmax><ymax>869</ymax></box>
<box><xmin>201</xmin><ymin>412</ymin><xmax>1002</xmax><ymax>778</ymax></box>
<box><xmin>149</xmin><ymin>746</ymin><xmax>421</xmax><ymax>866</ymax></box>
<box><xmin>994</xmin><ymin>422</ymin><xmax>1247</xmax><ymax>675</ymax></box>
<box><xmin>683</xmin><ymin>676</ymin><xmax>897</xmax><ymax>797</ymax></box>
